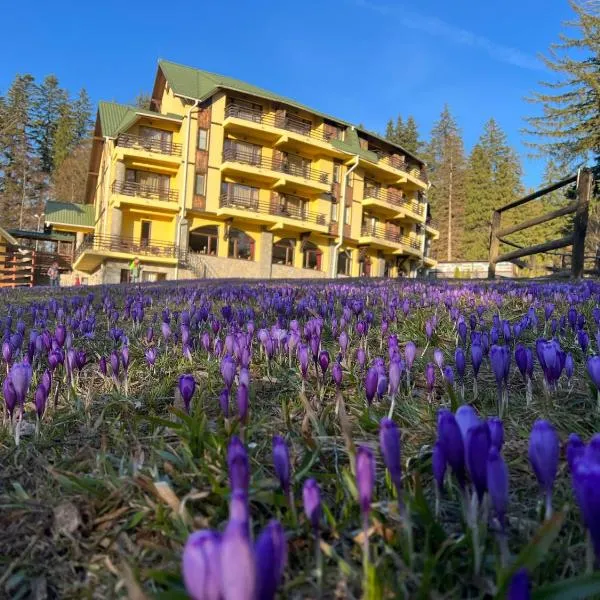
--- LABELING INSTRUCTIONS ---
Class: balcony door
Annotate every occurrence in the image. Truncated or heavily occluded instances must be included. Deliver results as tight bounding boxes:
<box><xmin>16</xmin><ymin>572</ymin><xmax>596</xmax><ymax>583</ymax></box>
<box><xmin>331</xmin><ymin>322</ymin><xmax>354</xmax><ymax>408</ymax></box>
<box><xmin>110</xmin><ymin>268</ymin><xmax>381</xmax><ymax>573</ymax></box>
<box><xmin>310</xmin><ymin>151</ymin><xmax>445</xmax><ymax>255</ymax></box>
<box><xmin>284</xmin><ymin>153</ymin><xmax>310</xmax><ymax>178</ymax></box>
<box><xmin>362</xmin><ymin>214</ymin><xmax>379</xmax><ymax>235</ymax></box>
<box><xmin>139</xmin><ymin>127</ymin><xmax>172</xmax><ymax>152</ymax></box>
<box><xmin>221</xmin><ymin>182</ymin><xmax>259</xmax><ymax>210</ymax></box>
<box><xmin>224</xmin><ymin>139</ymin><xmax>261</xmax><ymax>165</ymax></box>
<box><xmin>140</xmin><ymin>221</ymin><xmax>151</xmax><ymax>249</ymax></box>
<box><xmin>125</xmin><ymin>169</ymin><xmax>170</xmax><ymax>198</ymax></box>
<box><xmin>279</xmin><ymin>195</ymin><xmax>306</xmax><ymax>220</ymax></box>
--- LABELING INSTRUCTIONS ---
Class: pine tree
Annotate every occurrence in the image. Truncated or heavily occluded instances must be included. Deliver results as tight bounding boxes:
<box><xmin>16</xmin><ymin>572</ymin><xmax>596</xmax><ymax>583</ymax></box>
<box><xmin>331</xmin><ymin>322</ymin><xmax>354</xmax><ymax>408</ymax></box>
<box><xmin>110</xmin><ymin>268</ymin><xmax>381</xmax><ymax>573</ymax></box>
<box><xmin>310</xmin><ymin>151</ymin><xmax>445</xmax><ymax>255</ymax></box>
<box><xmin>463</xmin><ymin>119</ymin><xmax>524</xmax><ymax>260</ymax></box>
<box><xmin>394</xmin><ymin>115</ymin><xmax>404</xmax><ymax>146</ymax></box>
<box><xmin>425</xmin><ymin>106</ymin><xmax>466</xmax><ymax>261</ymax></box>
<box><xmin>526</xmin><ymin>1</ymin><xmax>599</xmax><ymax>163</ymax></box>
<box><xmin>72</xmin><ymin>89</ymin><xmax>92</xmax><ymax>142</ymax></box>
<box><xmin>31</xmin><ymin>75</ymin><xmax>68</xmax><ymax>174</ymax></box>
<box><xmin>402</xmin><ymin>116</ymin><xmax>421</xmax><ymax>154</ymax></box>
<box><xmin>384</xmin><ymin>119</ymin><xmax>396</xmax><ymax>143</ymax></box>
<box><xmin>52</xmin><ymin>141</ymin><xmax>91</xmax><ymax>203</ymax></box>
<box><xmin>0</xmin><ymin>74</ymin><xmax>40</xmax><ymax>229</ymax></box>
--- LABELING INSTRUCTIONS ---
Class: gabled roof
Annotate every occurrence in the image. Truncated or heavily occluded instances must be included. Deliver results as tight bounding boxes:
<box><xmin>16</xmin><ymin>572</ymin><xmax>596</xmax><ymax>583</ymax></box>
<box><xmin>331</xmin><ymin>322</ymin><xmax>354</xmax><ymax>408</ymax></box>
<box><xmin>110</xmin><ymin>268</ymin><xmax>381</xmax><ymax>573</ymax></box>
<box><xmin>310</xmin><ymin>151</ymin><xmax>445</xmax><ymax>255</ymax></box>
<box><xmin>157</xmin><ymin>59</ymin><xmax>424</xmax><ymax>165</ymax></box>
<box><xmin>97</xmin><ymin>101</ymin><xmax>182</xmax><ymax>138</ymax></box>
<box><xmin>45</xmin><ymin>201</ymin><xmax>95</xmax><ymax>228</ymax></box>
<box><xmin>8</xmin><ymin>229</ymin><xmax>75</xmax><ymax>242</ymax></box>
<box><xmin>0</xmin><ymin>224</ymin><xmax>18</xmax><ymax>245</ymax></box>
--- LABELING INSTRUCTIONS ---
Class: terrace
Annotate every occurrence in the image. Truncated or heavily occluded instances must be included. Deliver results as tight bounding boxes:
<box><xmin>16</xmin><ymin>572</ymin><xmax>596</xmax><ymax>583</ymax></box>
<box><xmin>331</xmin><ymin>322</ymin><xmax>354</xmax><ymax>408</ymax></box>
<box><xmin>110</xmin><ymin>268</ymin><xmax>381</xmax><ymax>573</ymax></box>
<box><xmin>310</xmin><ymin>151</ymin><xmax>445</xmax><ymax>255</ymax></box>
<box><xmin>362</xmin><ymin>181</ymin><xmax>426</xmax><ymax>220</ymax></box>
<box><xmin>111</xmin><ymin>180</ymin><xmax>180</xmax><ymax>211</ymax></box>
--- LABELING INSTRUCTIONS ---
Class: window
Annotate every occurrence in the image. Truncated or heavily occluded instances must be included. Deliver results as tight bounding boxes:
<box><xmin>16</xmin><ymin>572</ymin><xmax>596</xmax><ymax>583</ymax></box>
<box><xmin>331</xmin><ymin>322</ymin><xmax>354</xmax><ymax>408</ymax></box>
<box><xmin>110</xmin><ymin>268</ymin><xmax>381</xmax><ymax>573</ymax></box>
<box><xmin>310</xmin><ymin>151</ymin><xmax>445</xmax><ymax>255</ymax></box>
<box><xmin>195</xmin><ymin>173</ymin><xmax>206</xmax><ymax>196</ymax></box>
<box><xmin>139</xmin><ymin>127</ymin><xmax>173</xmax><ymax>152</ymax></box>
<box><xmin>125</xmin><ymin>169</ymin><xmax>170</xmax><ymax>197</ymax></box>
<box><xmin>228</xmin><ymin>228</ymin><xmax>254</xmax><ymax>260</ymax></box>
<box><xmin>227</xmin><ymin>98</ymin><xmax>263</xmax><ymax>122</ymax></box>
<box><xmin>140</xmin><ymin>221</ymin><xmax>152</xmax><ymax>248</ymax></box>
<box><xmin>278</xmin><ymin>195</ymin><xmax>306</xmax><ymax>220</ymax></box>
<box><xmin>302</xmin><ymin>241</ymin><xmax>322</xmax><ymax>270</ymax></box>
<box><xmin>224</xmin><ymin>139</ymin><xmax>261</xmax><ymax>165</ymax></box>
<box><xmin>337</xmin><ymin>250</ymin><xmax>351</xmax><ymax>276</ymax></box>
<box><xmin>221</xmin><ymin>183</ymin><xmax>259</xmax><ymax>209</ymax></box>
<box><xmin>190</xmin><ymin>225</ymin><xmax>218</xmax><ymax>255</ymax></box>
<box><xmin>283</xmin><ymin>153</ymin><xmax>310</xmax><ymax>178</ymax></box>
<box><xmin>344</xmin><ymin>205</ymin><xmax>351</xmax><ymax>226</ymax></box>
<box><xmin>197</xmin><ymin>128</ymin><xmax>209</xmax><ymax>151</ymax></box>
<box><xmin>272</xmin><ymin>238</ymin><xmax>295</xmax><ymax>266</ymax></box>
<box><xmin>332</xmin><ymin>163</ymin><xmax>341</xmax><ymax>184</ymax></box>
<box><xmin>120</xmin><ymin>269</ymin><xmax>130</xmax><ymax>283</ymax></box>
<box><xmin>330</xmin><ymin>202</ymin><xmax>338</xmax><ymax>223</ymax></box>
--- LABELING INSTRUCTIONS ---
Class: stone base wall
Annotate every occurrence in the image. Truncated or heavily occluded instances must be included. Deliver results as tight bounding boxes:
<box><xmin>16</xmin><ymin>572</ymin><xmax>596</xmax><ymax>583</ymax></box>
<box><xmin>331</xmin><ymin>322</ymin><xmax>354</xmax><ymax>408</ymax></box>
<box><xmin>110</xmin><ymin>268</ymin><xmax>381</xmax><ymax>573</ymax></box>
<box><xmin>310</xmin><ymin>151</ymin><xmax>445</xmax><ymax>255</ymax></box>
<box><xmin>271</xmin><ymin>264</ymin><xmax>327</xmax><ymax>279</ymax></box>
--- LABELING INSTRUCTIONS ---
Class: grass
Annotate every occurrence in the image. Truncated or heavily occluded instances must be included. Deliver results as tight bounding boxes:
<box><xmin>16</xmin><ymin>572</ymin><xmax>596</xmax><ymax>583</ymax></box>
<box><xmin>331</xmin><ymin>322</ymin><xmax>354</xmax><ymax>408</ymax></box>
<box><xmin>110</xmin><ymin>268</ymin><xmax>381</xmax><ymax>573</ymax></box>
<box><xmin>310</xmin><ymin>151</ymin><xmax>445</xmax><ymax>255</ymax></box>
<box><xmin>0</xmin><ymin>279</ymin><xmax>600</xmax><ymax>599</ymax></box>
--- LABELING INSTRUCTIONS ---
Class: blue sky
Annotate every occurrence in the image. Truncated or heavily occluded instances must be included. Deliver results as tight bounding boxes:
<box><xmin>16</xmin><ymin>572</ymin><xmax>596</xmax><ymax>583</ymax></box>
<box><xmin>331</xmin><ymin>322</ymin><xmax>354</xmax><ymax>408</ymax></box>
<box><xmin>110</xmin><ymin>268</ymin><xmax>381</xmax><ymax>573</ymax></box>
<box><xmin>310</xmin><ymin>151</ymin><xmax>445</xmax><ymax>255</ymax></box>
<box><xmin>2</xmin><ymin>0</ymin><xmax>574</xmax><ymax>187</ymax></box>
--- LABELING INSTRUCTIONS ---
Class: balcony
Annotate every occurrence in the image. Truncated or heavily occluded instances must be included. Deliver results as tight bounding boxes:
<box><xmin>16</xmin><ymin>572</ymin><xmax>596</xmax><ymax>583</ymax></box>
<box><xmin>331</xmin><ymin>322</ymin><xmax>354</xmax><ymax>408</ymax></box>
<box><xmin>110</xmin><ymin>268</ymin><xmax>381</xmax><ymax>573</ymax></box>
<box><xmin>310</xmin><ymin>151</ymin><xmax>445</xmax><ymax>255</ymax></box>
<box><xmin>116</xmin><ymin>133</ymin><xmax>182</xmax><ymax>157</ymax></box>
<box><xmin>221</xmin><ymin>147</ymin><xmax>331</xmax><ymax>194</ymax></box>
<box><xmin>73</xmin><ymin>233</ymin><xmax>182</xmax><ymax>272</ymax></box>
<box><xmin>424</xmin><ymin>218</ymin><xmax>440</xmax><ymax>240</ymax></box>
<box><xmin>363</xmin><ymin>183</ymin><xmax>426</xmax><ymax>220</ymax></box>
<box><xmin>360</xmin><ymin>223</ymin><xmax>422</xmax><ymax>254</ymax></box>
<box><xmin>361</xmin><ymin>149</ymin><xmax>428</xmax><ymax>188</ymax></box>
<box><xmin>112</xmin><ymin>180</ymin><xmax>179</xmax><ymax>210</ymax></box>
<box><xmin>223</xmin><ymin>102</ymin><xmax>345</xmax><ymax>157</ymax></box>
<box><xmin>219</xmin><ymin>193</ymin><xmax>328</xmax><ymax>232</ymax></box>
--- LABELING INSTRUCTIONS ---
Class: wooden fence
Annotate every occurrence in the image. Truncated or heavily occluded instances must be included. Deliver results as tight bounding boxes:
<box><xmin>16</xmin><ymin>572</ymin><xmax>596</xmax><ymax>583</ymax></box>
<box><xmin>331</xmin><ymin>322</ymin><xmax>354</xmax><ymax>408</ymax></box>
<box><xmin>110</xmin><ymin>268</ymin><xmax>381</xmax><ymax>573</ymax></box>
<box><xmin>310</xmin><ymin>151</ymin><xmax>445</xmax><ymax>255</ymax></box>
<box><xmin>0</xmin><ymin>246</ymin><xmax>35</xmax><ymax>288</ymax></box>
<box><xmin>488</xmin><ymin>167</ymin><xmax>596</xmax><ymax>279</ymax></box>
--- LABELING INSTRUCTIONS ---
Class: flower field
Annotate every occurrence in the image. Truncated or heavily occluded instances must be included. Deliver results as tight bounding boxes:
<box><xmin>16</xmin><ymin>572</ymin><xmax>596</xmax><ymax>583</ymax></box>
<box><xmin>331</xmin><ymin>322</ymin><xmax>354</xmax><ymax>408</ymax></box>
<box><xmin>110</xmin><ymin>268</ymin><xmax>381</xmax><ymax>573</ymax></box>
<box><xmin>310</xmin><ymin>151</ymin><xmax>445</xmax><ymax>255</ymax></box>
<box><xmin>3</xmin><ymin>279</ymin><xmax>600</xmax><ymax>599</ymax></box>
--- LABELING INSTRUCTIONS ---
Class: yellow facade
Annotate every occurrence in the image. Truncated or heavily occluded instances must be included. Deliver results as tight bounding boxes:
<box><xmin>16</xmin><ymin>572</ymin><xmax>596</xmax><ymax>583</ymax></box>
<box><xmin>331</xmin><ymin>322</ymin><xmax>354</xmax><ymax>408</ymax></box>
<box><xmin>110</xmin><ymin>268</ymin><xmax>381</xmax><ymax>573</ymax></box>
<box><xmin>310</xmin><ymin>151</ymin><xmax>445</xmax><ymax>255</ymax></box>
<box><xmin>74</xmin><ymin>60</ymin><xmax>438</xmax><ymax>283</ymax></box>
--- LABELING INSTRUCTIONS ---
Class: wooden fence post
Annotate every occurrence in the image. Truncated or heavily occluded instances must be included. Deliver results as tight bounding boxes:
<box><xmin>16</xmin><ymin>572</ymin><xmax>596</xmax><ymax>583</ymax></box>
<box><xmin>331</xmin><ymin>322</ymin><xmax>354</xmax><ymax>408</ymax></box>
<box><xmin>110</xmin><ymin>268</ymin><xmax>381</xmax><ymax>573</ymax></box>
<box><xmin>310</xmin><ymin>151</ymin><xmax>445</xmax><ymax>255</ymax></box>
<box><xmin>571</xmin><ymin>168</ymin><xmax>593</xmax><ymax>278</ymax></box>
<box><xmin>488</xmin><ymin>210</ymin><xmax>501</xmax><ymax>279</ymax></box>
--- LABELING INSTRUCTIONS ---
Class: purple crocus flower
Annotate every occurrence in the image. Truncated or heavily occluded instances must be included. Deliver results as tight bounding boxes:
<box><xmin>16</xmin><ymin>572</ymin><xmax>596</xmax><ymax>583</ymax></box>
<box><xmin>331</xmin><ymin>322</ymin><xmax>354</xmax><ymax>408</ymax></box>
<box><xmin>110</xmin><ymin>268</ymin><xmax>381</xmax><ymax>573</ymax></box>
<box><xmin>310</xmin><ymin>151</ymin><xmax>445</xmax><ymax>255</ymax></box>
<box><xmin>443</xmin><ymin>365</ymin><xmax>454</xmax><ymax>387</ymax></box>
<box><xmin>10</xmin><ymin>361</ymin><xmax>32</xmax><ymax>405</ymax></box>
<box><xmin>365</xmin><ymin>366</ymin><xmax>378</xmax><ymax>405</ymax></box>
<box><xmin>566</xmin><ymin>433</ymin><xmax>585</xmax><ymax>471</ymax></box>
<box><xmin>220</xmin><ymin>520</ymin><xmax>256</xmax><ymax>600</ymax></box>
<box><xmin>145</xmin><ymin>347</ymin><xmax>157</xmax><ymax>367</ymax></box>
<box><xmin>488</xmin><ymin>417</ymin><xmax>504</xmax><ymax>450</ymax></box>
<box><xmin>455</xmin><ymin>348</ymin><xmax>466</xmax><ymax>379</ymax></box>
<box><xmin>356</xmin><ymin>446</ymin><xmax>375</xmax><ymax>520</ymax></box>
<box><xmin>338</xmin><ymin>331</ymin><xmax>349</xmax><ymax>356</ymax></box>
<box><xmin>110</xmin><ymin>351</ymin><xmax>120</xmax><ymax>380</ymax></box>
<box><xmin>219</xmin><ymin>388</ymin><xmax>230</xmax><ymax>418</ymax></box>
<box><xmin>3</xmin><ymin>376</ymin><xmax>17</xmax><ymax>417</ymax></box>
<box><xmin>332</xmin><ymin>361</ymin><xmax>343</xmax><ymax>387</ymax></box>
<box><xmin>432</xmin><ymin>441</ymin><xmax>446</xmax><ymax>491</ymax></box>
<box><xmin>466</xmin><ymin>422</ymin><xmax>491</xmax><ymax>501</ymax></box>
<box><xmin>471</xmin><ymin>343</ymin><xmax>483</xmax><ymax>378</ymax></box>
<box><xmin>221</xmin><ymin>356</ymin><xmax>236</xmax><ymax>390</ymax></box>
<box><xmin>356</xmin><ymin>347</ymin><xmax>366</xmax><ymax>369</ymax></box>
<box><xmin>578</xmin><ymin>329</ymin><xmax>590</xmax><ymax>354</ymax></box>
<box><xmin>178</xmin><ymin>374</ymin><xmax>196</xmax><ymax>413</ymax></box>
<box><xmin>587</xmin><ymin>356</ymin><xmax>600</xmax><ymax>391</ymax></box>
<box><xmin>388</xmin><ymin>359</ymin><xmax>402</xmax><ymax>397</ymax></box>
<box><xmin>255</xmin><ymin>520</ymin><xmax>287</xmax><ymax>600</ymax></box>
<box><xmin>437</xmin><ymin>410</ymin><xmax>465</xmax><ymax>487</ymax></box>
<box><xmin>507</xmin><ymin>569</ymin><xmax>530</xmax><ymax>600</ymax></box>
<box><xmin>379</xmin><ymin>418</ymin><xmax>402</xmax><ymax>496</ymax></box>
<box><xmin>404</xmin><ymin>342</ymin><xmax>417</xmax><ymax>371</ymax></box>
<box><xmin>302</xmin><ymin>479</ymin><xmax>321</xmax><ymax>530</ymax></box>
<box><xmin>433</xmin><ymin>348</ymin><xmax>444</xmax><ymax>370</ymax></box>
<box><xmin>99</xmin><ymin>356</ymin><xmax>107</xmax><ymax>377</ymax></box>
<box><xmin>34</xmin><ymin>382</ymin><xmax>47</xmax><ymax>418</ymax></box>
<box><xmin>529</xmin><ymin>419</ymin><xmax>559</xmax><ymax>517</ymax></box>
<box><xmin>2</xmin><ymin>341</ymin><xmax>12</xmax><ymax>364</ymax></box>
<box><xmin>318</xmin><ymin>350</ymin><xmax>330</xmax><ymax>375</ymax></box>
<box><xmin>565</xmin><ymin>353</ymin><xmax>574</xmax><ymax>380</ymax></box>
<box><xmin>182</xmin><ymin>530</ymin><xmax>222</xmax><ymax>600</ymax></box>
<box><xmin>272</xmin><ymin>436</ymin><xmax>291</xmax><ymax>495</ymax></box>
<box><xmin>236</xmin><ymin>384</ymin><xmax>249</xmax><ymax>424</ymax></box>
<box><xmin>54</xmin><ymin>324</ymin><xmax>66</xmax><ymax>347</ymax></box>
<box><xmin>228</xmin><ymin>436</ymin><xmax>250</xmax><ymax>494</ymax></box>
<box><xmin>298</xmin><ymin>345</ymin><xmax>309</xmax><ymax>380</ymax></box>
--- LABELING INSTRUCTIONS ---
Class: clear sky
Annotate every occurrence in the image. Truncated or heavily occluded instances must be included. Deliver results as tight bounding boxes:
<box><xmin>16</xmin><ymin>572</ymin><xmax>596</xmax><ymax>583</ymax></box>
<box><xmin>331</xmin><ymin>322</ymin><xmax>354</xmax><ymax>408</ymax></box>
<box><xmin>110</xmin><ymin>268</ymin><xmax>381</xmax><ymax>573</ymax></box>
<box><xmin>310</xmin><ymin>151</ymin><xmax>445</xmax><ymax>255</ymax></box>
<box><xmin>2</xmin><ymin>0</ymin><xmax>574</xmax><ymax>188</ymax></box>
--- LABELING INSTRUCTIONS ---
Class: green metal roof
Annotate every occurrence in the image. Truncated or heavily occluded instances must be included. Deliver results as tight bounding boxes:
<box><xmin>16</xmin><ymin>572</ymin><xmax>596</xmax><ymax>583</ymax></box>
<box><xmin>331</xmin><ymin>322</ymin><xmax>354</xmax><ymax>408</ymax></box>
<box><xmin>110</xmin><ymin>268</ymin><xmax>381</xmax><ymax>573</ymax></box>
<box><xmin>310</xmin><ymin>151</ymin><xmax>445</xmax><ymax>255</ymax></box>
<box><xmin>8</xmin><ymin>229</ymin><xmax>75</xmax><ymax>242</ymax></box>
<box><xmin>157</xmin><ymin>59</ymin><xmax>425</xmax><ymax>165</ymax></box>
<box><xmin>97</xmin><ymin>101</ymin><xmax>182</xmax><ymax>138</ymax></box>
<box><xmin>45</xmin><ymin>201</ymin><xmax>95</xmax><ymax>228</ymax></box>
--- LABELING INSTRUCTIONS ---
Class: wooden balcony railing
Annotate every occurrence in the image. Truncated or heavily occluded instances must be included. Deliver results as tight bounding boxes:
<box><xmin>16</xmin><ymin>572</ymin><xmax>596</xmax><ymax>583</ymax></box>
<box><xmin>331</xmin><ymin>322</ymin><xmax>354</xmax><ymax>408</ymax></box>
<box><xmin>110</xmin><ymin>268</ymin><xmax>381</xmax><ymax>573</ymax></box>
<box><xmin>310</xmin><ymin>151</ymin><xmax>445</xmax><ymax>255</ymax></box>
<box><xmin>360</xmin><ymin>223</ymin><xmax>421</xmax><ymax>249</ymax></box>
<box><xmin>74</xmin><ymin>234</ymin><xmax>182</xmax><ymax>262</ymax></box>
<box><xmin>370</xmin><ymin>151</ymin><xmax>428</xmax><ymax>184</ymax></box>
<box><xmin>112</xmin><ymin>180</ymin><xmax>179</xmax><ymax>203</ymax></box>
<box><xmin>222</xmin><ymin>147</ymin><xmax>330</xmax><ymax>185</ymax></box>
<box><xmin>116</xmin><ymin>133</ymin><xmax>182</xmax><ymax>156</ymax></box>
<box><xmin>425</xmin><ymin>218</ymin><xmax>439</xmax><ymax>231</ymax></box>
<box><xmin>220</xmin><ymin>193</ymin><xmax>328</xmax><ymax>227</ymax></box>
<box><xmin>224</xmin><ymin>102</ymin><xmax>341</xmax><ymax>144</ymax></box>
<box><xmin>363</xmin><ymin>183</ymin><xmax>426</xmax><ymax>216</ymax></box>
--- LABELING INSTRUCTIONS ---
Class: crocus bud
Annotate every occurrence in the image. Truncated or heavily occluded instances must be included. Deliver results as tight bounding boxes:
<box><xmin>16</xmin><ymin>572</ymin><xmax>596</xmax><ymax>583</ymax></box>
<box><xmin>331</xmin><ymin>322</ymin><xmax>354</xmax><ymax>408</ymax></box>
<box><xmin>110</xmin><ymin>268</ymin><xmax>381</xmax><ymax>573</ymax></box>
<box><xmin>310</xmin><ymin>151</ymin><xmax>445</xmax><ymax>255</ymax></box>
<box><xmin>507</xmin><ymin>568</ymin><xmax>531</xmax><ymax>600</ymax></box>
<box><xmin>565</xmin><ymin>353</ymin><xmax>574</xmax><ymax>379</ymax></box>
<box><xmin>110</xmin><ymin>351</ymin><xmax>120</xmax><ymax>380</ymax></box>
<box><xmin>379</xmin><ymin>418</ymin><xmax>401</xmax><ymax>494</ymax></box>
<box><xmin>455</xmin><ymin>348</ymin><xmax>466</xmax><ymax>379</ymax></box>
<box><xmin>338</xmin><ymin>331</ymin><xmax>349</xmax><ymax>355</ymax></box>
<box><xmin>487</xmin><ymin>447</ymin><xmax>508</xmax><ymax>527</ymax></box>
<box><xmin>298</xmin><ymin>345</ymin><xmax>309</xmax><ymax>380</ymax></box>
<box><xmin>355</xmin><ymin>446</ymin><xmax>375</xmax><ymax>520</ymax></box>
<box><xmin>3</xmin><ymin>376</ymin><xmax>17</xmax><ymax>417</ymax></box>
<box><xmin>54</xmin><ymin>325</ymin><xmax>66</xmax><ymax>347</ymax></box>
<box><xmin>220</xmin><ymin>356</ymin><xmax>236</xmax><ymax>390</ymax></box>
<box><xmin>145</xmin><ymin>348</ymin><xmax>157</xmax><ymax>367</ymax></box>
<box><xmin>220</xmin><ymin>520</ymin><xmax>256</xmax><ymax>600</ymax></box>
<box><xmin>10</xmin><ymin>361</ymin><xmax>32</xmax><ymax>404</ymax></box>
<box><xmin>2</xmin><ymin>341</ymin><xmax>12</xmax><ymax>363</ymax></box>
<box><xmin>99</xmin><ymin>356</ymin><xmax>107</xmax><ymax>377</ymax></box>
<box><xmin>178</xmin><ymin>374</ymin><xmax>196</xmax><ymax>413</ymax></box>
<box><xmin>488</xmin><ymin>417</ymin><xmax>504</xmax><ymax>450</ymax></box>
<box><xmin>443</xmin><ymin>365</ymin><xmax>454</xmax><ymax>387</ymax></box>
<box><xmin>332</xmin><ymin>361</ymin><xmax>343</xmax><ymax>387</ymax></box>
<box><xmin>356</xmin><ymin>347</ymin><xmax>366</xmax><ymax>368</ymax></box>
<box><xmin>318</xmin><ymin>350</ymin><xmax>330</xmax><ymax>374</ymax></box>
<box><xmin>34</xmin><ymin>383</ymin><xmax>47</xmax><ymax>418</ymax></box>
<box><xmin>437</xmin><ymin>410</ymin><xmax>465</xmax><ymax>487</ymax></box>
<box><xmin>219</xmin><ymin>388</ymin><xmax>230</xmax><ymax>418</ymax></box>
<box><xmin>529</xmin><ymin>419</ymin><xmax>559</xmax><ymax>498</ymax></box>
<box><xmin>365</xmin><ymin>367</ymin><xmax>378</xmax><ymax>404</ymax></box>
<box><xmin>302</xmin><ymin>478</ymin><xmax>321</xmax><ymax>531</ymax></box>
<box><xmin>182</xmin><ymin>530</ymin><xmax>222</xmax><ymax>600</ymax></box>
<box><xmin>255</xmin><ymin>520</ymin><xmax>287</xmax><ymax>600</ymax></box>
<box><xmin>433</xmin><ymin>348</ymin><xmax>444</xmax><ymax>370</ymax></box>
<box><xmin>471</xmin><ymin>343</ymin><xmax>483</xmax><ymax>378</ymax></box>
<box><xmin>587</xmin><ymin>356</ymin><xmax>600</xmax><ymax>390</ymax></box>
<box><xmin>229</xmin><ymin>490</ymin><xmax>249</xmax><ymax>529</ymax></box>
<box><xmin>228</xmin><ymin>436</ymin><xmax>249</xmax><ymax>493</ymax></box>
<box><xmin>236</xmin><ymin>384</ymin><xmax>249</xmax><ymax>424</ymax></box>
<box><xmin>272</xmin><ymin>436</ymin><xmax>291</xmax><ymax>495</ymax></box>
<box><xmin>404</xmin><ymin>342</ymin><xmax>416</xmax><ymax>370</ymax></box>
<box><xmin>566</xmin><ymin>433</ymin><xmax>585</xmax><ymax>472</ymax></box>
<box><xmin>466</xmin><ymin>422</ymin><xmax>491</xmax><ymax>501</ymax></box>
